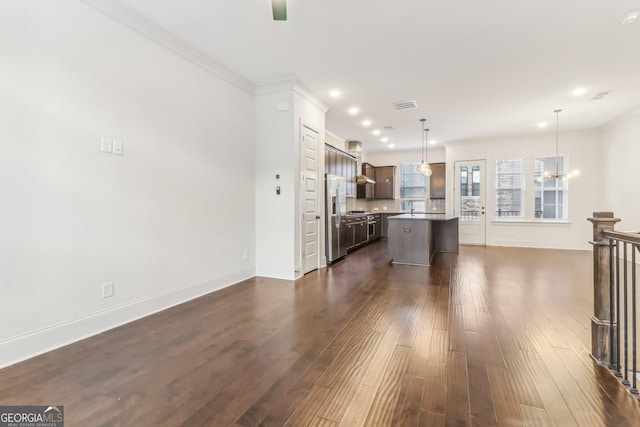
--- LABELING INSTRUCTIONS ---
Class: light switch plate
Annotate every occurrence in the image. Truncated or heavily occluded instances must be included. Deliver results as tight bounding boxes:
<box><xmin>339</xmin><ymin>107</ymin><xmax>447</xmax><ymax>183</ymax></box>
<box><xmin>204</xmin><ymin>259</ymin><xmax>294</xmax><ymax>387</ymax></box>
<box><xmin>101</xmin><ymin>137</ymin><xmax>113</xmax><ymax>153</ymax></box>
<box><xmin>112</xmin><ymin>139</ymin><xmax>123</xmax><ymax>155</ymax></box>
<box><xmin>102</xmin><ymin>282</ymin><xmax>114</xmax><ymax>298</ymax></box>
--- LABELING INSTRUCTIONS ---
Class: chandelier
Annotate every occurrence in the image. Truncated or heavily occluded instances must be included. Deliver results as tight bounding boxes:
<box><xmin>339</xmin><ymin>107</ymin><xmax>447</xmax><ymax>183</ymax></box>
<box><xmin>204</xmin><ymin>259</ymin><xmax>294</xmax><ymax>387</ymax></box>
<box><xmin>417</xmin><ymin>118</ymin><xmax>432</xmax><ymax>177</ymax></box>
<box><xmin>538</xmin><ymin>109</ymin><xmax>578</xmax><ymax>182</ymax></box>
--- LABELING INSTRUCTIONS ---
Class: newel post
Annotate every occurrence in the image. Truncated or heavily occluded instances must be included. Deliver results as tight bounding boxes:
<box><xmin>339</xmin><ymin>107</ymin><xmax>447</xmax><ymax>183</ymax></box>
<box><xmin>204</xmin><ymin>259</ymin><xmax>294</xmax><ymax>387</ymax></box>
<box><xmin>587</xmin><ymin>211</ymin><xmax>620</xmax><ymax>363</ymax></box>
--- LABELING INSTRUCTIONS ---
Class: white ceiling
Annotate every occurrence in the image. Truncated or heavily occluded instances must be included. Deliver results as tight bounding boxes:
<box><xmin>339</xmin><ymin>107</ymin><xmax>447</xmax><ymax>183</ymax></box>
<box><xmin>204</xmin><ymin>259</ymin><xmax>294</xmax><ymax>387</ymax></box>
<box><xmin>117</xmin><ymin>0</ymin><xmax>640</xmax><ymax>151</ymax></box>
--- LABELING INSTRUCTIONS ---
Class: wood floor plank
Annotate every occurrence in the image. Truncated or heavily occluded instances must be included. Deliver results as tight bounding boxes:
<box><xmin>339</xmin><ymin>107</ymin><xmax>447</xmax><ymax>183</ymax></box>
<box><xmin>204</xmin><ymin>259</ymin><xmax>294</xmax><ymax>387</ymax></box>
<box><xmin>284</xmin><ymin>385</ymin><xmax>332</xmax><ymax>427</ymax></box>
<box><xmin>337</xmin><ymin>384</ymin><xmax>377</xmax><ymax>427</ymax></box>
<box><xmin>419</xmin><ymin>409</ymin><xmax>445</xmax><ymax>427</ymax></box>
<box><xmin>519</xmin><ymin>404</ymin><xmax>552</xmax><ymax>427</ymax></box>
<box><xmin>486</xmin><ymin>365</ymin><xmax>525</xmax><ymax>427</ymax></box>
<box><xmin>444</xmin><ymin>350</ymin><xmax>471</xmax><ymax>427</ymax></box>
<box><xmin>363</xmin><ymin>345</ymin><xmax>411</xmax><ymax>425</ymax></box>
<box><xmin>391</xmin><ymin>374</ymin><xmax>424</xmax><ymax>427</ymax></box>
<box><xmin>421</xmin><ymin>328</ymin><xmax>448</xmax><ymax>414</ymax></box>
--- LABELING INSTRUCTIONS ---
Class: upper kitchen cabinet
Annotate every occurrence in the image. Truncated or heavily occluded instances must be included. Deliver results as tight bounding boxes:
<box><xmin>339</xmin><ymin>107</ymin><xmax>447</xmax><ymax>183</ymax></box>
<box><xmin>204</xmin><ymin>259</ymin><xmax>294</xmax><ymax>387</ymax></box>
<box><xmin>374</xmin><ymin>165</ymin><xmax>396</xmax><ymax>199</ymax></box>
<box><xmin>324</xmin><ymin>144</ymin><xmax>357</xmax><ymax>197</ymax></box>
<box><xmin>429</xmin><ymin>163</ymin><xmax>446</xmax><ymax>199</ymax></box>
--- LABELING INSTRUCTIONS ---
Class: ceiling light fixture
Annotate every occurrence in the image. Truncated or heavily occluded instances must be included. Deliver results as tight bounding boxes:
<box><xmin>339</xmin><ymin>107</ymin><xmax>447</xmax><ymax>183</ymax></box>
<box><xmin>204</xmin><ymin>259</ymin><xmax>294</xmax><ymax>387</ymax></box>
<box><xmin>362</xmin><ymin>119</ymin><xmax>371</xmax><ymax>127</ymax></box>
<box><xmin>537</xmin><ymin>122</ymin><xmax>548</xmax><ymax>128</ymax></box>
<box><xmin>348</xmin><ymin>107</ymin><xmax>359</xmax><ymax>115</ymax></box>
<box><xmin>620</xmin><ymin>11</ymin><xmax>639</xmax><ymax>24</ymax></box>
<box><xmin>372</xmin><ymin>129</ymin><xmax>381</xmax><ymax>136</ymax></box>
<box><xmin>329</xmin><ymin>90</ymin><xmax>341</xmax><ymax>98</ymax></box>
<box><xmin>537</xmin><ymin>109</ymin><xmax>577</xmax><ymax>182</ymax></box>
<box><xmin>430</xmin><ymin>140</ymin><xmax>437</xmax><ymax>145</ymax></box>
<box><xmin>381</xmin><ymin>137</ymin><xmax>389</xmax><ymax>143</ymax></box>
<box><xmin>388</xmin><ymin>144</ymin><xmax>395</xmax><ymax>148</ymax></box>
<box><xmin>417</xmin><ymin>119</ymin><xmax>432</xmax><ymax>177</ymax></box>
<box><xmin>572</xmin><ymin>87</ymin><xmax>587</xmax><ymax>96</ymax></box>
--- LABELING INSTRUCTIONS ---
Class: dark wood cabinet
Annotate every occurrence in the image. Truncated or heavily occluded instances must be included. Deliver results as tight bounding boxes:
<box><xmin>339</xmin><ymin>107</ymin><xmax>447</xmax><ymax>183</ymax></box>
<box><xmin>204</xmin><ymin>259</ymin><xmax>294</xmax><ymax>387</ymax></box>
<box><xmin>324</xmin><ymin>144</ymin><xmax>357</xmax><ymax>197</ymax></box>
<box><xmin>429</xmin><ymin>163</ymin><xmax>446</xmax><ymax>199</ymax></box>
<box><xmin>374</xmin><ymin>166</ymin><xmax>396</xmax><ymax>199</ymax></box>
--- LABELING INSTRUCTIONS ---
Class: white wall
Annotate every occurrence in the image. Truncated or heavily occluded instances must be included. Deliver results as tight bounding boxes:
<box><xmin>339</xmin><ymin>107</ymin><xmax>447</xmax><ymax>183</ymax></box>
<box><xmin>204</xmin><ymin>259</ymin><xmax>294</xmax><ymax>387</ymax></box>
<box><xmin>600</xmin><ymin>110</ymin><xmax>640</xmax><ymax>231</ymax></box>
<box><xmin>255</xmin><ymin>88</ymin><xmax>295</xmax><ymax>279</ymax></box>
<box><xmin>325</xmin><ymin>131</ymin><xmax>346</xmax><ymax>151</ymax></box>
<box><xmin>0</xmin><ymin>1</ymin><xmax>255</xmax><ymax>368</ymax></box>
<box><xmin>255</xmin><ymin>82</ymin><xmax>326</xmax><ymax>279</ymax></box>
<box><xmin>446</xmin><ymin>130</ymin><xmax>603</xmax><ymax>250</ymax></box>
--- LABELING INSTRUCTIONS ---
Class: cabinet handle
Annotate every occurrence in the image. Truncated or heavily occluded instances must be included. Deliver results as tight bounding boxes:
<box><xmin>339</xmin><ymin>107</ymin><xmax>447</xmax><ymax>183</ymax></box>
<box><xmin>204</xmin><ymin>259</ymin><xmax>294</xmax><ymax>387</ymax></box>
<box><xmin>404</xmin><ymin>228</ymin><xmax>411</xmax><ymax>233</ymax></box>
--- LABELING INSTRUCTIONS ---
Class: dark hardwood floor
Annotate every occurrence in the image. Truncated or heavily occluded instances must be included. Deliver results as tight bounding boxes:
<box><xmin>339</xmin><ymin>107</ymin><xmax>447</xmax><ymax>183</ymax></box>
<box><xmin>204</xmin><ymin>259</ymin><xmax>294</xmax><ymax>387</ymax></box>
<box><xmin>1</xmin><ymin>241</ymin><xmax>639</xmax><ymax>426</ymax></box>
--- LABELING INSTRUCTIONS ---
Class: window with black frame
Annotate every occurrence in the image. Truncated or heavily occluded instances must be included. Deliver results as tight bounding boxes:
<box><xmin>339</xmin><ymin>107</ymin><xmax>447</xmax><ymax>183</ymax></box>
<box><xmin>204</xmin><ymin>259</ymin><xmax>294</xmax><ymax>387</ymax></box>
<box><xmin>399</xmin><ymin>162</ymin><xmax>427</xmax><ymax>212</ymax></box>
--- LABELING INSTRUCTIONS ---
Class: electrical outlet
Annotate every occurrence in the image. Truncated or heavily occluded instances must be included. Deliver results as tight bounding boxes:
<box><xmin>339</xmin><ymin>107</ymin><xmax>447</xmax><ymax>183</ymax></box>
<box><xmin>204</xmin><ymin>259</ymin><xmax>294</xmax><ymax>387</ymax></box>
<box><xmin>112</xmin><ymin>140</ymin><xmax>123</xmax><ymax>155</ymax></box>
<box><xmin>102</xmin><ymin>282</ymin><xmax>114</xmax><ymax>298</ymax></box>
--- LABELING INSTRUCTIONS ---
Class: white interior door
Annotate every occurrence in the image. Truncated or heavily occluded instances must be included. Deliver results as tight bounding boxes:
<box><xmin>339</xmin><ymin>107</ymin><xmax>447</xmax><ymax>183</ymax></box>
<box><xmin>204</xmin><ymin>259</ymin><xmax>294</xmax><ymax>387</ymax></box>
<box><xmin>454</xmin><ymin>160</ymin><xmax>486</xmax><ymax>245</ymax></box>
<box><xmin>301</xmin><ymin>125</ymin><xmax>320</xmax><ymax>274</ymax></box>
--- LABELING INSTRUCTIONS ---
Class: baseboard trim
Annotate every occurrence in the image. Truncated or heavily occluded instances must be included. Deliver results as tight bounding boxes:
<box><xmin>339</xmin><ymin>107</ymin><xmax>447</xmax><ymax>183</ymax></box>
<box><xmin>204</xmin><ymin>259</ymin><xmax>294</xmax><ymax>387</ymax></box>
<box><xmin>0</xmin><ymin>268</ymin><xmax>254</xmax><ymax>369</ymax></box>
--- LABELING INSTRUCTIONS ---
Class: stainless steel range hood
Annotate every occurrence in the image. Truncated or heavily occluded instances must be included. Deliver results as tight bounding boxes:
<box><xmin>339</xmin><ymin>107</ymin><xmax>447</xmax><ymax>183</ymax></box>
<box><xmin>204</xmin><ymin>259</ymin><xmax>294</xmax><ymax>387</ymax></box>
<box><xmin>348</xmin><ymin>141</ymin><xmax>376</xmax><ymax>184</ymax></box>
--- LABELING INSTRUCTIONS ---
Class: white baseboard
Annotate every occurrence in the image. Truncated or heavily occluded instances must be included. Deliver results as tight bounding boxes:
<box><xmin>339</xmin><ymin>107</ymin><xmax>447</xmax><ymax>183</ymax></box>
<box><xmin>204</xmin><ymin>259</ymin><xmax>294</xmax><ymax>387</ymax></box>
<box><xmin>0</xmin><ymin>268</ymin><xmax>255</xmax><ymax>370</ymax></box>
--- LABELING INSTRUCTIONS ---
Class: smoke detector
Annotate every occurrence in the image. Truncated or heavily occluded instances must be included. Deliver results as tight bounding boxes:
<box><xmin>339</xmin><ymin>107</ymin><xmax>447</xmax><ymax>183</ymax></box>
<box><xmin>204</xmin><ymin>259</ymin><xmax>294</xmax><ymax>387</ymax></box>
<box><xmin>620</xmin><ymin>11</ymin><xmax>639</xmax><ymax>25</ymax></box>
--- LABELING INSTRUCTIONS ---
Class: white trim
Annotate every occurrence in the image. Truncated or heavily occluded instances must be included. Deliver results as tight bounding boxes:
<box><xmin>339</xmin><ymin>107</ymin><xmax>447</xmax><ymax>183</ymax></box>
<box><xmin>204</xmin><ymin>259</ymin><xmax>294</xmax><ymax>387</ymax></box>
<box><xmin>255</xmin><ymin>80</ymin><xmax>330</xmax><ymax>112</ymax></box>
<box><xmin>491</xmin><ymin>219</ymin><xmax>571</xmax><ymax>225</ymax></box>
<box><xmin>80</xmin><ymin>0</ymin><xmax>255</xmax><ymax>94</ymax></box>
<box><xmin>325</xmin><ymin>129</ymin><xmax>346</xmax><ymax>143</ymax></box>
<box><xmin>0</xmin><ymin>269</ymin><xmax>254</xmax><ymax>369</ymax></box>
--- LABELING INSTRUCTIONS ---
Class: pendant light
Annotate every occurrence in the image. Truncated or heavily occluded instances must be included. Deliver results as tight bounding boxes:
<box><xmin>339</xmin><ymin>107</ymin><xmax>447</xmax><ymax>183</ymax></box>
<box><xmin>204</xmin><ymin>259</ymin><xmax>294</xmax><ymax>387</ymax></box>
<box><xmin>417</xmin><ymin>118</ymin><xmax>432</xmax><ymax>177</ymax></box>
<box><xmin>538</xmin><ymin>109</ymin><xmax>578</xmax><ymax>182</ymax></box>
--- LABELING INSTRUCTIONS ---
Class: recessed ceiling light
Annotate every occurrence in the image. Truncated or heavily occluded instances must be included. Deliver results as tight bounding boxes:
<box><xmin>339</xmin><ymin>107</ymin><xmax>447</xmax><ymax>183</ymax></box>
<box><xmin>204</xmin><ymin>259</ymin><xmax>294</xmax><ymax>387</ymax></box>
<box><xmin>537</xmin><ymin>122</ymin><xmax>548</xmax><ymax>128</ymax></box>
<box><xmin>372</xmin><ymin>129</ymin><xmax>381</xmax><ymax>136</ymax></box>
<box><xmin>362</xmin><ymin>119</ymin><xmax>372</xmax><ymax>127</ymax></box>
<box><xmin>329</xmin><ymin>90</ymin><xmax>341</xmax><ymax>98</ymax></box>
<box><xmin>348</xmin><ymin>107</ymin><xmax>359</xmax><ymax>115</ymax></box>
<box><xmin>620</xmin><ymin>11</ymin><xmax>639</xmax><ymax>25</ymax></box>
<box><xmin>430</xmin><ymin>140</ymin><xmax>437</xmax><ymax>145</ymax></box>
<box><xmin>572</xmin><ymin>87</ymin><xmax>587</xmax><ymax>96</ymax></box>
<box><xmin>381</xmin><ymin>137</ymin><xmax>389</xmax><ymax>143</ymax></box>
<box><xmin>388</xmin><ymin>144</ymin><xmax>395</xmax><ymax>148</ymax></box>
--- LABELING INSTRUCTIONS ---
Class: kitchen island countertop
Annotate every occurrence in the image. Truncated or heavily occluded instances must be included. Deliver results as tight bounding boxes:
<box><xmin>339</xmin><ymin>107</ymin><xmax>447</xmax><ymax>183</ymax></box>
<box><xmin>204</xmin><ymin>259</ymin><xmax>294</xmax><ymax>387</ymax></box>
<box><xmin>388</xmin><ymin>213</ymin><xmax>458</xmax><ymax>221</ymax></box>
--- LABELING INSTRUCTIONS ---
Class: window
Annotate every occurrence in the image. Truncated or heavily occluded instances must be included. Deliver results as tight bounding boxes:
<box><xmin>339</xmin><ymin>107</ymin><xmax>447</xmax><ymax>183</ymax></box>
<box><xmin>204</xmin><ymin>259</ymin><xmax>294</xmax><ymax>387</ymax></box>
<box><xmin>399</xmin><ymin>162</ymin><xmax>427</xmax><ymax>211</ymax></box>
<box><xmin>534</xmin><ymin>156</ymin><xmax>568</xmax><ymax>220</ymax></box>
<box><xmin>494</xmin><ymin>159</ymin><xmax>523</xmax><ymax>218</ymax></box>
<box><xmin>459</xmin><ymin>165</ymin><xmax>481</xmax><ymax>221</ymax></box>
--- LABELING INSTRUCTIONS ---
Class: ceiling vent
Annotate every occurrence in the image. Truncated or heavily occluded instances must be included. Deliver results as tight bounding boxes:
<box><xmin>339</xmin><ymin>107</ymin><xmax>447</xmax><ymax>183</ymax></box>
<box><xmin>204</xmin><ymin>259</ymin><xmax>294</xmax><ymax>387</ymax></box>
<box><xmin>392</xmin><ymin>100</ymin><xmax>417</xmax><ymax>110</ymax></box>
<box><xmin>383</xmin><ymin>125</ymin><xmax>394</xmax><ymax>131</ymax></box>
<box><xmin>592</xmin><ymin>90</ymin><xmax>612</xmax><ymax>100</ymax></box>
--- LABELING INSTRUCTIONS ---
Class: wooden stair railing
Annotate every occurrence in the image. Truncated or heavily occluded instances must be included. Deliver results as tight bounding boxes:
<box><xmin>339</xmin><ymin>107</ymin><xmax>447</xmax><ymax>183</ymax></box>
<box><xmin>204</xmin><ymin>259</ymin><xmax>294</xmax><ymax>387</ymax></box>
<box><xmin>589</xmin><ymin>211</ymin><xmax>640</xmax><ymax>399</ymax></box>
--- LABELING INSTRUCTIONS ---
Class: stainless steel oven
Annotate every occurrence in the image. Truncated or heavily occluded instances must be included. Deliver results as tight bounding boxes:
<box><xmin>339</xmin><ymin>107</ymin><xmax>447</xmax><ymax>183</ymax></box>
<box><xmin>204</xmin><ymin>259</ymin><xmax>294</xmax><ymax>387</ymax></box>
<box><xmin>367</xmin><ymin>215</ymin><xmax>379</xmax><ymax>241</ymax></box>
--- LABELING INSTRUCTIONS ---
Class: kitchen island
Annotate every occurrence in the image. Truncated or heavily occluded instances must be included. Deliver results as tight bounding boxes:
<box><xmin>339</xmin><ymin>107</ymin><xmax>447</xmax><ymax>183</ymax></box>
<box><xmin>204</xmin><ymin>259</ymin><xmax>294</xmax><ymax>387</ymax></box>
<box><xmin>387</xmin><ymin>214</ymin><xmax>459</xmax><ymax>266</ymax></box>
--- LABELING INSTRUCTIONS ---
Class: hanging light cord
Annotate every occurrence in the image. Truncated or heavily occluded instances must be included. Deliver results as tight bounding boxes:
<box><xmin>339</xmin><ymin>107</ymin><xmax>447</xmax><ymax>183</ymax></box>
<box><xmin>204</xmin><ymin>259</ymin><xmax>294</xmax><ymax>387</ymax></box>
<box><xmin>420</xmin><ymin>118</ymin><xmax>426</xmax><ymax>163</ymax></box>
<box><xmin>424</xmin><ymin>127</ymin><xmax>429</xmax><ymax>163</ymax></box>
<box><xmin>554</xmin><ymin>109</ymin><xmax>561</xmax><ymax>175</ymax></box>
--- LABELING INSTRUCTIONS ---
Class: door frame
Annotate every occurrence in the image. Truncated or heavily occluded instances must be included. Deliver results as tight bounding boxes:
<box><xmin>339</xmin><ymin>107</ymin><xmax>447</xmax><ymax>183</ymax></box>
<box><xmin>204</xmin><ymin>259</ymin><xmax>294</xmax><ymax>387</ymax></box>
<box><xmin>453</xmin><ymin>159</ymin><xmax>487</xmax><ymax>246</ymax></box>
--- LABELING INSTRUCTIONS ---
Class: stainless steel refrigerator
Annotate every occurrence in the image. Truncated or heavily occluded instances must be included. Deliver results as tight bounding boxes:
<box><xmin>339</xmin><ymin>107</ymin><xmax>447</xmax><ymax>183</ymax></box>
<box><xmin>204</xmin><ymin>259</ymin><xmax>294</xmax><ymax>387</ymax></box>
<box><xmin>326</xmin><ymin>174</ymin><xmax>348</xmax><ymax>263</ymax></box>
